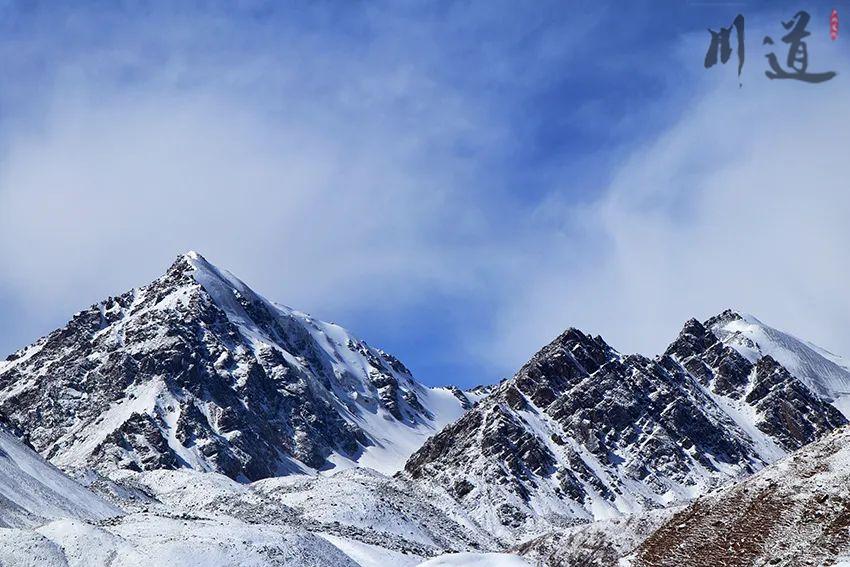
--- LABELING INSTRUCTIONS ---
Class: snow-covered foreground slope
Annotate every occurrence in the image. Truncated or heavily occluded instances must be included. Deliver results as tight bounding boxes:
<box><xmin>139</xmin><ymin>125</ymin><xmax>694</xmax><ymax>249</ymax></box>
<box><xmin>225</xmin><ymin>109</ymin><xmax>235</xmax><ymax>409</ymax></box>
<box><xmin>0</xmin><ymin>252</ymin><xmax>477</xmax><ymax>481</ymax></box>
<box><xmin>255</xmin><ymin>467</ymin><xmax>499</xmax><ymax>553</ymax></box>
<box><xmin>0</xmin><ymin>459</ymin><xmax>509</xmax><ymax>567</ymax></box>
<box><xmin>0</xmin><ymin>426</ymin><xmax>118</xmax><ymax>528</ymax></box>
<box><xmin>417</xmin><ymin>552</ymin><xmax>532</xmax><ymax>566</ymax></box>
<box><xmin>0</xmin><ymin>514</ymin><xmax>359</xmax><ymax>567</ymax></box>
<box><xmin>76</xmin><ymin>466</ymin><xmax>502</xmax><ymax>561</ymax></box>
<box><xmin>514</xmin><ymin>507</ymin><xmax>677</xmax><ymax>566</ymax></box>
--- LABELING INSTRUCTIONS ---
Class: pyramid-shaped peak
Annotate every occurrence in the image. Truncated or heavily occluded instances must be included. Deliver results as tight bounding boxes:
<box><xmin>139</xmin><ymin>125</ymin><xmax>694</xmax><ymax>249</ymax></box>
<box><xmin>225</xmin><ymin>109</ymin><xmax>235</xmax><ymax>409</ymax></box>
<box><xmin>165</xmin><ymin>250</ymin><xmax>208</xmax><ymax>269</ymax></box>
<box><xmin>0</xmin><ymin>249</ymin><xmax>469</xmax><ymax>482</ymax></box>
<box><xmin>174</xmin><ymin>250</ymin><xmax>216</xmax><ymax>274</ymax></box>
<box><xmin>168</xmin><ymin>250</ymin><xmax>217</xmax><ymax>270</ymax></box>
<box><xmin>164</xmin><ymin>251</ymin><xmax>241</xmax><ymax>290</ymax></box>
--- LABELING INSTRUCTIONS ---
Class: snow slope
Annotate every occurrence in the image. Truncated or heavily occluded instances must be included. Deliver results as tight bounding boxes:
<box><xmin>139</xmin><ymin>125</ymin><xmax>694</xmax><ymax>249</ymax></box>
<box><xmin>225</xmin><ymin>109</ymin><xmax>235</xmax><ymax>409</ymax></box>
<box><xmin>515</xmin><ymin>506</ymin><xmax>677</xmax><ymax>566</ymax></box>
<box><xmin>0</xmin><ymin>514</ymin><xmax>359</xmax><ymax>567</ymax></box>
<box><xmin>80</xmin><ymin>465</ymin><xmax>500</xmax><ymax>561</ymax></box>
<box><xmin>417</xmin><ymin>553</ymin><xmax>532</xmax><ymax>566</ymax></box>
<box><xmin>188</xmin><ymin>251</ymin><xmax>477</xmax><ymax>474</ymax></box>
<box><xmin>0</xmin><ymin>461</ymin><xmax>486</xmax><ymax>567</ymax></box>
<box><xmin>0</xmin><ymin>426</ymin><xmax>118</xmax><ymax>528</ymax></box>
<box><xmin>317</xmin><ymin>533</ymin><xmax>422</xmax><ymax>567</ymax></box>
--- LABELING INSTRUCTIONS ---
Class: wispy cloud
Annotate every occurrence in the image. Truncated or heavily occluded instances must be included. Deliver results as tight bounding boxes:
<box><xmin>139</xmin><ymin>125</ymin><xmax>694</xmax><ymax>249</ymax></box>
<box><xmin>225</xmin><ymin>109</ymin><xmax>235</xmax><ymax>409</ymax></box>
<box><xmin>0</xmin><ymin>2</ymin><xmax>605</xmax><ymax>378</ymax></box>
<box><xmin>2</xmin><ymin>2</ymin><xmax>846</xmax><ymax>386</ymax></box>
<box><xmin>483</xmin><ymin>18</ymin><xmax>850</xmax><ymax>368</ymax></box>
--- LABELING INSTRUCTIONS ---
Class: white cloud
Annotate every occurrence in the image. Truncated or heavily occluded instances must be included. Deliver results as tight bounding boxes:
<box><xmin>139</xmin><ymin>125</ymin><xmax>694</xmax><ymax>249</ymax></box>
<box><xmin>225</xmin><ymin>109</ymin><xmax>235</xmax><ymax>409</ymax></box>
<box><xmin>0</xmin><ymin>4</ymin><xmax>532</xmax><ymax>360</ymax></box>
<box><xmin>0</xmin><ymin>89</ymin><xmax>483</xmax><ymax>309</ymax></box>
<box><xmin>485</xmin><ymin>58</ymin><xmax>850</xmax><ymax>369</ymax></box>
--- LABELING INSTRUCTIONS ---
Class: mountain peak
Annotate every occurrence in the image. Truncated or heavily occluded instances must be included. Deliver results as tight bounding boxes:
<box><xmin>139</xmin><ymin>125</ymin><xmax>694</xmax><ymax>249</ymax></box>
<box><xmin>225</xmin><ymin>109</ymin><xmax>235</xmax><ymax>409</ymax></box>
<box><xmin>664</xmin><ymin>317</ymin><xmax>717</xmax><ymax>361</ymax></box>
<box><xmin>167</xmin><ymin>249</ymin><xmax>223</xmax><ymax>273</ymax></box>
<box><xmin>704</xmin><ymin>309</ymin><xmax>850</xmax><ymax>409</ymax></box>
<box><xmin>182</xmin><ymin>250</ymin><xmax>204</xmax><ymax>261</ymax></box>
<box><xmin>169</xmin><ymin>250</ymin><xmax>214</xmax><ymax>275</ymax></box>
<box><xmin>549</xmin><ymin>326</ymin><xmax>614</xmax><ymax>354</ymax></box>
<box><xmin>164</xmin><ymin>250</ymin><xmax>205</xmax><ymax>280</ymax></box>
<box><xmin>0</xmin><ymin>253</ymin><xmax>473</xmax><ymax>481</ymax></box>
<box><xmin>681</xmin><ymin>317</ymin><xmax>707</xmax><ymax>335</ymax></box>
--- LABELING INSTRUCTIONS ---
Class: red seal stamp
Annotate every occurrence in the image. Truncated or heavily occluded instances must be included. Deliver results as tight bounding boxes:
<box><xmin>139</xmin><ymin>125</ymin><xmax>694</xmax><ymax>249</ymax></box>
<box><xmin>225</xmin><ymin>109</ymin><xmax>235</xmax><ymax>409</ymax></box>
<box><xmin>830</xmin><ymin>9</ymin><xmax>839</xmax><ymax>40</ymax></box>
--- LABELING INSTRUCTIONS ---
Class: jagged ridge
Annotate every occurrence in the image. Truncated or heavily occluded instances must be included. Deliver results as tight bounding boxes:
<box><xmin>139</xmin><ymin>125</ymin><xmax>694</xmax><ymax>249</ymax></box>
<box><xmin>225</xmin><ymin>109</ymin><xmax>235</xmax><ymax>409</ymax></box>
<box><xmin>401</xmin><ymin>314</ymin><xmax>846</xmax><ymax>543</ymax></box>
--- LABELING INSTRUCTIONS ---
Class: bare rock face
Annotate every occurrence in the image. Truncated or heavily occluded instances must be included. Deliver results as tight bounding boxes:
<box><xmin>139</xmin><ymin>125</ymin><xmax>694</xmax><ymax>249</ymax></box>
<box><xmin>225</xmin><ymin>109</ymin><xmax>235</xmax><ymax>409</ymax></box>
<box><xmin>0</xmin><ymin>252</ymin><xmax>471</xmax><ymax>481</ymax></box>
<box><xmin>664</xmin><ymin>318</ymin><xmax>846</xmax><ymax>453</ymax></box>
<box><xmin>401</xmin><ymin>316</ymin><xmax>846</xmax><ymax>542</ymax></box>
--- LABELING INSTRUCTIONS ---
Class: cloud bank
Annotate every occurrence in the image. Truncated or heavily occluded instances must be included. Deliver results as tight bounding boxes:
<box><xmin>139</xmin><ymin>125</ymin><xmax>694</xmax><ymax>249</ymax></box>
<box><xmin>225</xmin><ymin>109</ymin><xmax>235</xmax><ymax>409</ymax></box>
<box><xmin>491</xmin><ymin>70</ymin><xmax>850</xmax><ymax>369</ymax></box>
<box><xmin>1</xmin><ymin>3</ymin><xmax>848</xmax><ymax>386</ymax></box>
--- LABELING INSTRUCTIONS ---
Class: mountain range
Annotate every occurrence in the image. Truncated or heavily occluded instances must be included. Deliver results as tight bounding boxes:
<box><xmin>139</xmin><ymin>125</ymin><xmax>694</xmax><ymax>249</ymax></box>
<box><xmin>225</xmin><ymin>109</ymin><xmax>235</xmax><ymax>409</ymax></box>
<box><xmin>402</xmin><ymin>311</ymin><xmax>847</xmax><ymax>542</ymax></box>
<box><xmin>0</xmin><ymin>252</ymin><xmax>848</xmax><ymax>565</ymax></box>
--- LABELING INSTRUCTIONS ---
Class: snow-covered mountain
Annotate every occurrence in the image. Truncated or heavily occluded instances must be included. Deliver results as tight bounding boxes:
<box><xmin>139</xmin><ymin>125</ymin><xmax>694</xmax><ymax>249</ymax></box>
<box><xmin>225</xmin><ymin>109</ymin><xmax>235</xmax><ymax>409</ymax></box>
<box><xmin>0</xmin><ymin>252</ymin><xmax>476</xmax><ymax>481</ymax></box>
<box><xmin>401</xmin><ymin>314</ymin><xmax>847</xmax><ymax>542</ymax></box>
<box><xmin>2</xmin><ymin>250</ymin><xmax>849</xmax><ymax>566</ymax></box>
<box><xmin>707</xmin><ymin>309</ymin><xmax>850</xmax><ymax>416</ymax></box>
<box><xmin>0</xmin><ymin>424</ymin><xmax>118</xmax><ymax>528</ymax></box>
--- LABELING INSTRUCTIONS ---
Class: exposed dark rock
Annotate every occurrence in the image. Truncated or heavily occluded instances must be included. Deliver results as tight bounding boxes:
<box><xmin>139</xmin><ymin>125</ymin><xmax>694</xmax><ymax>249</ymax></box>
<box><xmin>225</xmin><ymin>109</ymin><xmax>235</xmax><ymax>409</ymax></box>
<box><xmin>400</xmin><ymin>313</ymin><xmax>846</xmax><ymax>538</ymax></box>
<box><xmin>0</xmin><ymin>252</ymin><xmax>464</xmax><ymax>482</ymax></box>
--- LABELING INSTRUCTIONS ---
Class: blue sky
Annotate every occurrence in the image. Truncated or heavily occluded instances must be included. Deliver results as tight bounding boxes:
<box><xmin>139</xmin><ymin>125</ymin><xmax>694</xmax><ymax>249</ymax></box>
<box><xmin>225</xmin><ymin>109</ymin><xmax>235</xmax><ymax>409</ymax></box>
<box><xmin>2</xmin><ymin>1</ymin><xmax>850</xmax><ymax>388</ymax></box>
